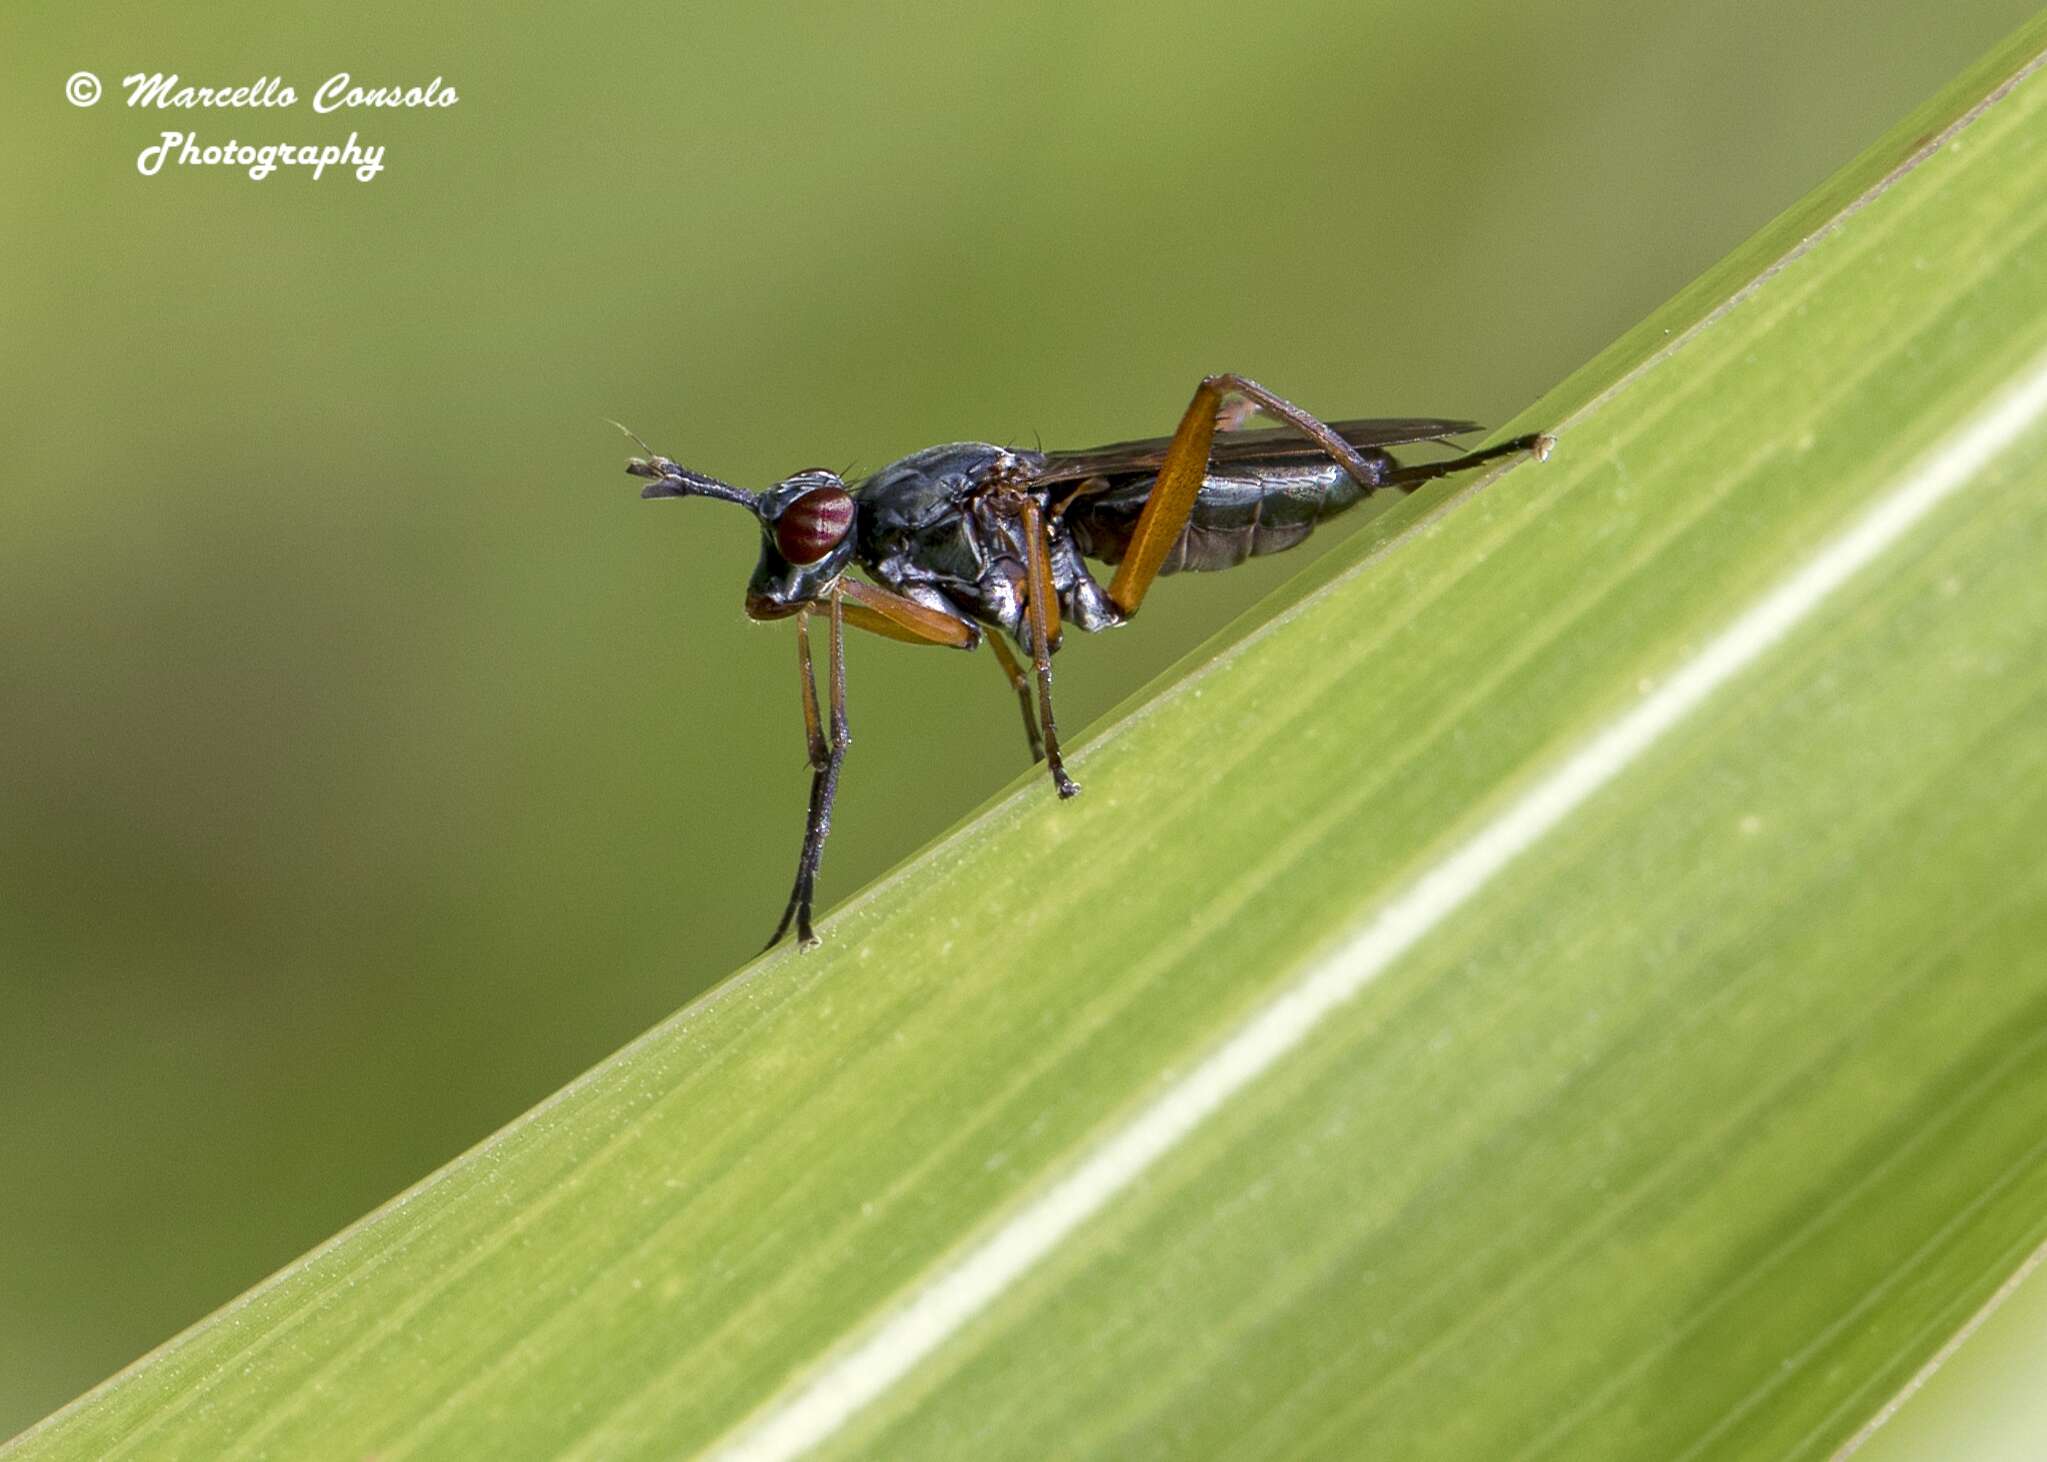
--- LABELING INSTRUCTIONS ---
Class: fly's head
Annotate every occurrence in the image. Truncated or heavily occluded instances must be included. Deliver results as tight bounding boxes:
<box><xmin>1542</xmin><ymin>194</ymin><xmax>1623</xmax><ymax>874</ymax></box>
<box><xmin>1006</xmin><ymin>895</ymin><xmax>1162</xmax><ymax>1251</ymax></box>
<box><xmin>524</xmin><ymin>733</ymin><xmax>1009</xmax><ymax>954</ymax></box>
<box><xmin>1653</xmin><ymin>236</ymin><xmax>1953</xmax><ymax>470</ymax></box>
<box><xmin>626</xmin><ymin>447</ymin><xmax>858</xmax><ymax>621</ymax></box>
<box><xmin>743</xmin><ymin>469</ymin><xmax>859</xmax><ymax>619</ymax></box>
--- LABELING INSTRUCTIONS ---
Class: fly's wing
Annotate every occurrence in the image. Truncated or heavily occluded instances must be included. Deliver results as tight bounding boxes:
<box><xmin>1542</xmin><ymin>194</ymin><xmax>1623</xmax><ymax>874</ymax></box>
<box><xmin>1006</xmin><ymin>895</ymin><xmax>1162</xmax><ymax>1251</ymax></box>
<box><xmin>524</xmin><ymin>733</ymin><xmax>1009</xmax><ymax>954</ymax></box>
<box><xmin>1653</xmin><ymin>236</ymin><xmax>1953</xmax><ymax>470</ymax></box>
<box><xmin>1026</xmin><ymin>417</ymin><xmax>1484</xmax><ymax>488</ymax></box>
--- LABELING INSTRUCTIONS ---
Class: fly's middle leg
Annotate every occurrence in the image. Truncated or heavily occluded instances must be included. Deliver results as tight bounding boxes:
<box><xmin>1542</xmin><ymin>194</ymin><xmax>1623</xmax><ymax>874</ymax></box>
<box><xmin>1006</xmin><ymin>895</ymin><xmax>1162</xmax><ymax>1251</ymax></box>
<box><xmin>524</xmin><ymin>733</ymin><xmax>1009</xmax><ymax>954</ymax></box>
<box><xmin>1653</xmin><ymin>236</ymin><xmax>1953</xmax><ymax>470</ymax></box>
<box><xmin>987</xmin><ymin>632</ymin><xmax>1045</xmax><ymax>765</ymax></box>
<box><xmin>1016</xmin><ymin>495</ymin><xmax>1080</xmax><ymax>798</ymax></box>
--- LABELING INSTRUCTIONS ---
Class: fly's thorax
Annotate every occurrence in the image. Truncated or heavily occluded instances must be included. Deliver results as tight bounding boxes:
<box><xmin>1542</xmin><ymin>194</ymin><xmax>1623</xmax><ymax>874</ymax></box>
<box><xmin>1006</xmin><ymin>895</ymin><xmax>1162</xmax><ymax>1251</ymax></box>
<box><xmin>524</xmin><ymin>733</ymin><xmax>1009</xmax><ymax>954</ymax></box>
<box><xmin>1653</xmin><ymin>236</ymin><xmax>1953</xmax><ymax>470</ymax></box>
<box><xmin>854</xmin><ymin>442</ymin><xmax>1046</xmax><ymax>590</ymax></box>
<box><xmin>856</xmin><ymin>443</ymin><xmax>1043</xmax><ymax>531</ymax></box>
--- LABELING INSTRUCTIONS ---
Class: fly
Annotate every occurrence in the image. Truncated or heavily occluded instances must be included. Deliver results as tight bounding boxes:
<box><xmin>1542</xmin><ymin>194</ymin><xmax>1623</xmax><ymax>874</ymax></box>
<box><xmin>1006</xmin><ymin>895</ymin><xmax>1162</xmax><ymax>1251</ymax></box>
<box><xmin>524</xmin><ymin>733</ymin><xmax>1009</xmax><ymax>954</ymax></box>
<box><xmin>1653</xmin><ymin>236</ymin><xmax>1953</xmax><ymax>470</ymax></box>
<box><xmin>621</xmin><ymin>372</ymin><xmax>1552</xmax><ymax>949</ymax></box>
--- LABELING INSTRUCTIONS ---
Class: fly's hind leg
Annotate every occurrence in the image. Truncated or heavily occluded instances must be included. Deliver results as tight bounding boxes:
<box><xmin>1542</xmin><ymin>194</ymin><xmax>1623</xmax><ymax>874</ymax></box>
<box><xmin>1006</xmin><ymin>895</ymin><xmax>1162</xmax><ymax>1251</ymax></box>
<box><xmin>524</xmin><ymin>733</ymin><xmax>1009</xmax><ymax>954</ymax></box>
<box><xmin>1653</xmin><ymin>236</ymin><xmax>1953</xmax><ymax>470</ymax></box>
<box><xmin>1106</xmin><ymin>373</ymin><xmax>1390</xmax><ymax>617</ymax></box>
<box><xmin>1383</xmin><ymin>431</ymin><xmax>1555</xmax><ymax>490</ymax></box>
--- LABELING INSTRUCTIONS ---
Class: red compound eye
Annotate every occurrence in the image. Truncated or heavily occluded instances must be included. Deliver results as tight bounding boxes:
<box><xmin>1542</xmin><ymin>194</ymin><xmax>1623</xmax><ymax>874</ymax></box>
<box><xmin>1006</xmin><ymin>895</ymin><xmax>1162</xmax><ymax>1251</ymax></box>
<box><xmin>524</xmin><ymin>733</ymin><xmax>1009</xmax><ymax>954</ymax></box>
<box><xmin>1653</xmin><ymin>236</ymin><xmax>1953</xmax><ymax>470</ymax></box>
<box><xmin>774</xmin><ymin>487</ymin><xmax>856</xmax><ymax>565</ymax></box>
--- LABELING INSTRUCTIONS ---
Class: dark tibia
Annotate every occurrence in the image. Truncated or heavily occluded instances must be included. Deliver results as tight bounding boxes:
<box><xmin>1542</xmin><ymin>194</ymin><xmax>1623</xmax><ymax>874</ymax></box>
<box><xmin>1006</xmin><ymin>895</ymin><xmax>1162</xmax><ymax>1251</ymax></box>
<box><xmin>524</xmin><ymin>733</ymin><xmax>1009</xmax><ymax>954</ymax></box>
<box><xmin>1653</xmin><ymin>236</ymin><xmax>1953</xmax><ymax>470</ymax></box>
<box><xmin>1383</xmin><ymin>432</ymin><xmax>1553</xmax><ymax>490</ymax></box>
<box><xmin>1019</xmin><ymin>496</ymin><xmax>1080</xmax><ymax>798</ymax></box>
<box><xmin>987</xmin><ymin>632</ymin><xmax>1047</xmax><ymax>764</ymax></box>
<box><xmin>764</xmin><ymin>595</ymin><xmax>851</xmax><ymax>951</ymax></box>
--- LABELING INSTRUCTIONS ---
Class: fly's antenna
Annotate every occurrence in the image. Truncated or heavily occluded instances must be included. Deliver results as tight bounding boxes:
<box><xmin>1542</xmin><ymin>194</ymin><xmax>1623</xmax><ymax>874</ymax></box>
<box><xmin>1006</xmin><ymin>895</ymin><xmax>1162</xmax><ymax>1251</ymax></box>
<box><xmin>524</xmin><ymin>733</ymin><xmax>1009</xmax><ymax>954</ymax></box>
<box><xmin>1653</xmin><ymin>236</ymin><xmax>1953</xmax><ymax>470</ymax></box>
<box><xmin>604</xmin><ymin>417</ymin><xmax>658</xmax><ymax>459</ymax></box>
<box><xmin>614</xmin><ymin>422</ymin><xmax>762</xmax><ymax>511</ymax></box>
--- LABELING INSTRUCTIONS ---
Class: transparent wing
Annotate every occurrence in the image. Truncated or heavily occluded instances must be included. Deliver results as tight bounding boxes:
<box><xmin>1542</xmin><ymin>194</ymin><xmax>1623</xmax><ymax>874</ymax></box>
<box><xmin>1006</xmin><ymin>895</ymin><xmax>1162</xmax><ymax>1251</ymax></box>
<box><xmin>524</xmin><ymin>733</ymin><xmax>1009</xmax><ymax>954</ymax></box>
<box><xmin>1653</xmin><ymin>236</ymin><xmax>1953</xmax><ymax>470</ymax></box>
<box><xmin>1026</xmin><ymin>417</ymin><xmax>1484</xmax><ymax>488</ymax></box>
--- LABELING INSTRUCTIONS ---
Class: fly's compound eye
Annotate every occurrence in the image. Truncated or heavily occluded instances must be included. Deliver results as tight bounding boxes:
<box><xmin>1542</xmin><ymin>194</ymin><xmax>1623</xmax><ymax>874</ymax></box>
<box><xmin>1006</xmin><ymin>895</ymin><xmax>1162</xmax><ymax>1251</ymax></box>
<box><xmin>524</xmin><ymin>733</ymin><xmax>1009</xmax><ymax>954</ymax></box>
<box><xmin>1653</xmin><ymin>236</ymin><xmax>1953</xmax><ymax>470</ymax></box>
<box><xmin>773</xmin><ymin>486</ymin><xmax>856</xmax><ymax>565</ymax></box>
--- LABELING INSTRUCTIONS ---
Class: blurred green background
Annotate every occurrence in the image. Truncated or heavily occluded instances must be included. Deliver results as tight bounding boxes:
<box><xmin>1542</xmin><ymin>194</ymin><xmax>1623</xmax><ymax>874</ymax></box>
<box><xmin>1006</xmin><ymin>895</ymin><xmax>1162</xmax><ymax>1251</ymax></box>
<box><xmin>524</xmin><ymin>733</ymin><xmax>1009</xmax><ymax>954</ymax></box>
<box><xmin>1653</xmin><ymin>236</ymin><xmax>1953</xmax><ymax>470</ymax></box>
<box><xmin>2</xmin><ymin>0</ymin><xmax>2038</xmax><ymax>1440</ymax></box>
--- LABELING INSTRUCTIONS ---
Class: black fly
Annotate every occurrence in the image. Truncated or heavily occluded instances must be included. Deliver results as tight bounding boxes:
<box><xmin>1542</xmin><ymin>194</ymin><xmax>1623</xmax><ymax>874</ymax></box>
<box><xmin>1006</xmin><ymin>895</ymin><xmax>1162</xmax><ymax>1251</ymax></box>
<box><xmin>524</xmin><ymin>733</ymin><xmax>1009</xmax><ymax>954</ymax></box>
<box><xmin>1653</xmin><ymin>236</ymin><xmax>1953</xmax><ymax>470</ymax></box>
<box><xmin>623</xmin><ymin>373</ymin><xmax>1551</xmax><ymax>948</ymax></box>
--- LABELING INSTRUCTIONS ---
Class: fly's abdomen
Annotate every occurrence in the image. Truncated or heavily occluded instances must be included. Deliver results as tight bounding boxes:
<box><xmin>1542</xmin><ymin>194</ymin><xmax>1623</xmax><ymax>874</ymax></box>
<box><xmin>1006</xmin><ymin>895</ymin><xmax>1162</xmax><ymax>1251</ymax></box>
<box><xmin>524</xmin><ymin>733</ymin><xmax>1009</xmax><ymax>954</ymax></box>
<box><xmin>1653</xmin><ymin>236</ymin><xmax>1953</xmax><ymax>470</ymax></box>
<box><xmin>1066</xmin><ymin>456</ymin><xmax>1388</xmax><ymax>574</ymax></box>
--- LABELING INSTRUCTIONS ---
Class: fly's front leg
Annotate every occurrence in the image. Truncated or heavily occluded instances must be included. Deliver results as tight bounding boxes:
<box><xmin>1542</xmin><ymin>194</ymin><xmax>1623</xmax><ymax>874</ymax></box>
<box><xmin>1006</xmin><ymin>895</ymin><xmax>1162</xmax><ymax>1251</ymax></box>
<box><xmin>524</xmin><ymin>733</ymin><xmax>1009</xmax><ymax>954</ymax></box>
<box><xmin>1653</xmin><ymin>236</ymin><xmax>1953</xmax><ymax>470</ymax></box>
<box><xmin>1107</xmin><ymin>373</ymin><xmax>1384</xmax><ymax>618</ymax></box>
<box><xmin>1017</xmin><ymin>495</ymin><xmax>1080</xmax><ymax>799</ymax></box>
<box><xmin>794</xmin><ymin>604</ymin><xmax>826</xmax><ymax>768</ymax></box>
<box><xmin>765</xmin><ymin>594</ymin><xmax>851</xmax><ymax>951</ymax></box>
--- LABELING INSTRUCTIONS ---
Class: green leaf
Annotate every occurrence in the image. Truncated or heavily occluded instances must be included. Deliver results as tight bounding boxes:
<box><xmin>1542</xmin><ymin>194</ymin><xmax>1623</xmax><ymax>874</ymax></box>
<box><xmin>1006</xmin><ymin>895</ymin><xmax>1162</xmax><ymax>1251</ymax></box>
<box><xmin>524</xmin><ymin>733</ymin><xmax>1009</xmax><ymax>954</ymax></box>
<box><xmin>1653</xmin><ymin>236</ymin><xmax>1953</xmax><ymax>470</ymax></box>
<box><xmin>13</xmin><ymin>18</ymin><xmax>2047</xmax><ymax>1461</ymax></box>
